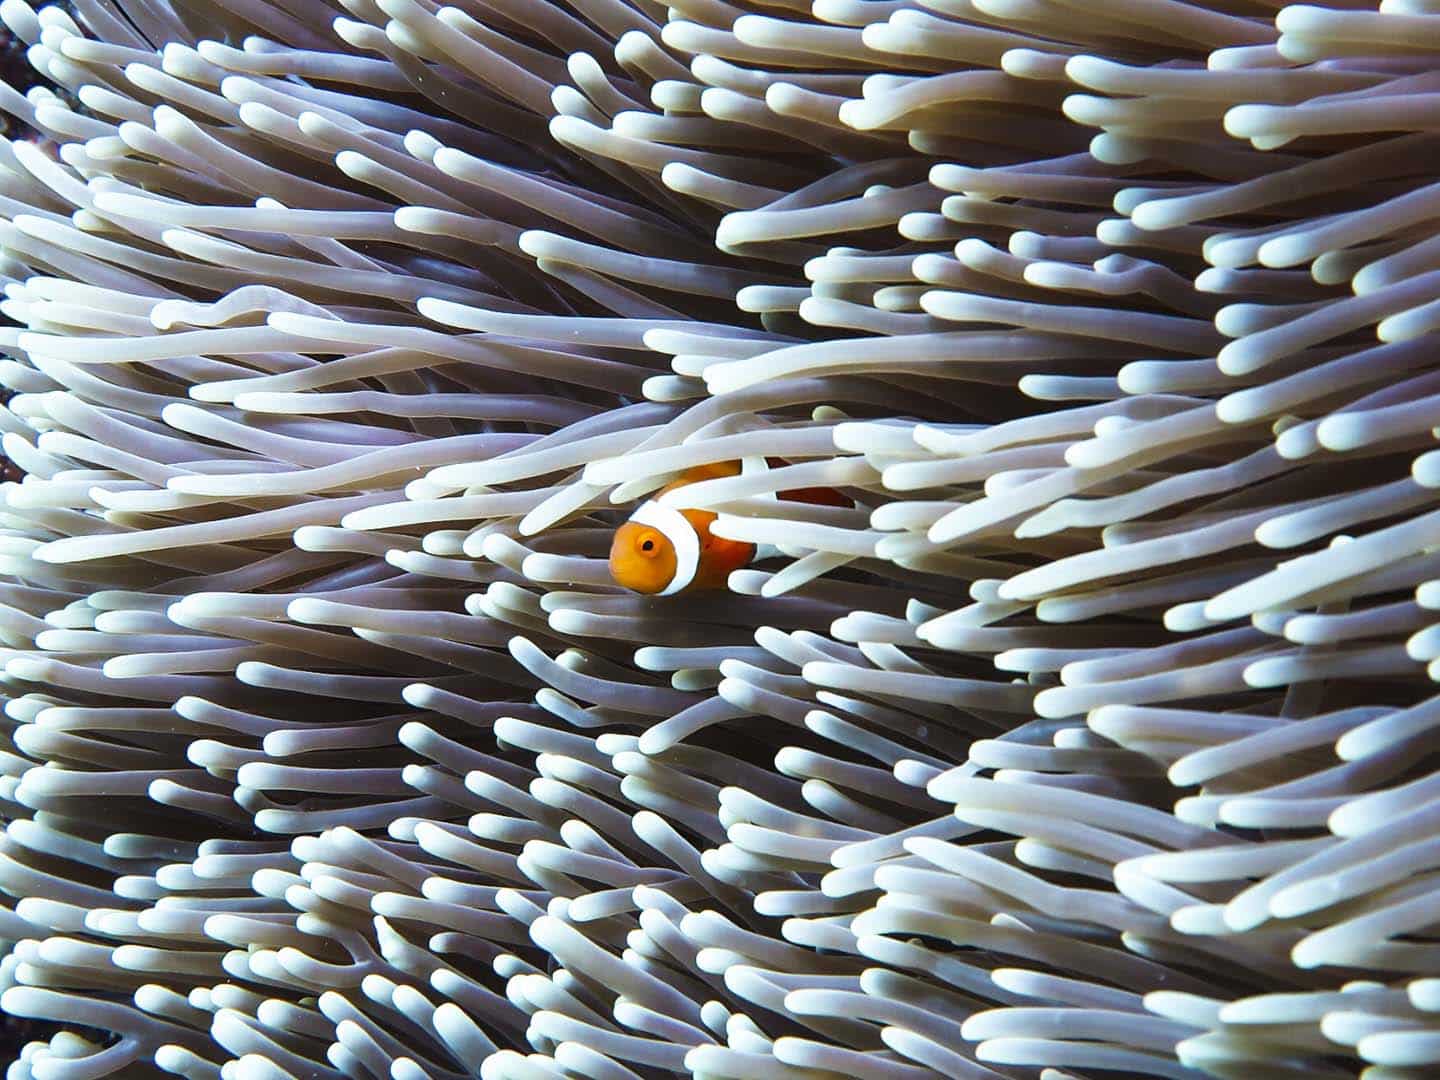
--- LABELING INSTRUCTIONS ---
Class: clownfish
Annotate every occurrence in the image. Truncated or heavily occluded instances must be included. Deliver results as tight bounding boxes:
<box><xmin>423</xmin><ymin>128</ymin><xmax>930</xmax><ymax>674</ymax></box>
<box><xmin>609</xmin><ymin>460</ymin><xmax>848</xmax><ymax>595</ymax></box>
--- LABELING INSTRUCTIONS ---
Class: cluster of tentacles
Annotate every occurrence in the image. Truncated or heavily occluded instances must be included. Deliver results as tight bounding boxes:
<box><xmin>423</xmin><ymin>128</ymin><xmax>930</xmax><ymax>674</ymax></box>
<box><xmin>0</xmin><ymin>0</ymin><xmax>1439</xmax><ymax>1077</ymax></box>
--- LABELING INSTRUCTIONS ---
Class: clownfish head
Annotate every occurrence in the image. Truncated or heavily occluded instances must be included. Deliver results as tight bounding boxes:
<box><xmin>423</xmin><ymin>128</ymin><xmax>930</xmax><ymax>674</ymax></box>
<box><xmin>609</xmin><ymin>520</ymin><xmax>676</xmax><ymax>595</ymax></box>
<box><xmin>609</xmin><ymin>501</ymin><xmax>702</xmax><ymax>596</ymax></box>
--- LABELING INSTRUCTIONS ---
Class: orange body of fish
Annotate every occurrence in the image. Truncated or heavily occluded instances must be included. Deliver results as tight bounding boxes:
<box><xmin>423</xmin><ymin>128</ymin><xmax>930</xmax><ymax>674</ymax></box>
<box><xmin>609</xmin><ymin>460</ymin><xmax>847</xmax><ymax>595</ymax></box>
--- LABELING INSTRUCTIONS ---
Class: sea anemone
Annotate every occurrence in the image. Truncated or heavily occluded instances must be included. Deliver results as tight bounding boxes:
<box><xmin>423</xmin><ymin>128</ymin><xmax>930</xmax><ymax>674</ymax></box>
<box><xmin>0</xmin><ymin>0</ymin><xmax>1438</xmax><ymax>1077</ymax></box>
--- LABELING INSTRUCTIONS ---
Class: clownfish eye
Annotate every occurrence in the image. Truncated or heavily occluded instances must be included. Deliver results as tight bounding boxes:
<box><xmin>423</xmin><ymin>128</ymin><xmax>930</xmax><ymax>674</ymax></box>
<box><xmin>636</xmin><ymin>529</ymin><xmax>662</xmax><ymax>557</ymax></box>
<box><xmin>641</xmin><ymin>539</ymin><xmax>654</xmax><ymax>551</ymax></box>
